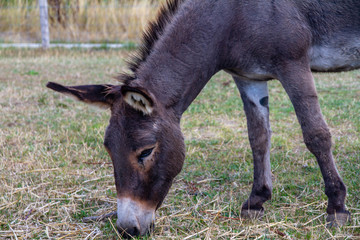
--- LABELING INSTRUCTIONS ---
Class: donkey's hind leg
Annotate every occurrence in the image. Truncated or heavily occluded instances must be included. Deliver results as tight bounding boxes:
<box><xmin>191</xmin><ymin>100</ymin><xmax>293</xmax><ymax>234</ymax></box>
<box><xmin>278</xmin><ymin>62</ymin><xmax>350</xmax><ymax>226</ymax></box>
<box><xmin>234</xmin><ymin>77</ymin><xmax>272</xmax><ymax>219</ymax></box>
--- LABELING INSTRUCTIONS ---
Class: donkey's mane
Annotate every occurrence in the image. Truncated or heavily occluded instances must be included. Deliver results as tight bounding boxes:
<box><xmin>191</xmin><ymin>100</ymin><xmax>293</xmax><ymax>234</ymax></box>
<box><xmin>117</xmin><ymin>0</ymin><xmax>186</xmax><ymax>84</ymax></box>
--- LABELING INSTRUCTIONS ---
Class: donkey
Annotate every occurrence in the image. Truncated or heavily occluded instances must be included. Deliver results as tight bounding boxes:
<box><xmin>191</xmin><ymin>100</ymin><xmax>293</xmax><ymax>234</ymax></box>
<box><xmin>47</xmin><ymin>0</ymin><xmax>360</xmax><ymax>237</ymax></box>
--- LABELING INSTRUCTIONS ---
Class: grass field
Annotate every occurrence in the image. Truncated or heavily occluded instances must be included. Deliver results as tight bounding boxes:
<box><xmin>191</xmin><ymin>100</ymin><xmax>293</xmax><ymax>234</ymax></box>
<box><xmin>0</xmin><ymin>48</ymin><xmax>359</xmax><ymax>239</ymax></box>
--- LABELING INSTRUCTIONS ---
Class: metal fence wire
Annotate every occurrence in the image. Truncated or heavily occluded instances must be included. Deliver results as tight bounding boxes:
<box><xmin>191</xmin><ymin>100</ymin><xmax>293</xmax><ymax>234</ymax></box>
<box><xmin>0</xmin><ymin>0</ymin><xmax>161</xmax><ymax>45</ymax></box>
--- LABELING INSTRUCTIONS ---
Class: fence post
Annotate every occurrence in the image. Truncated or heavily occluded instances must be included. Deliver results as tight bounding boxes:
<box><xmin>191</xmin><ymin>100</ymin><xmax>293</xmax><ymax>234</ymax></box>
<box><xmin>39</xmin><ymin>0</ymin><xmax>50</xmax><ymax>49</ymax></box>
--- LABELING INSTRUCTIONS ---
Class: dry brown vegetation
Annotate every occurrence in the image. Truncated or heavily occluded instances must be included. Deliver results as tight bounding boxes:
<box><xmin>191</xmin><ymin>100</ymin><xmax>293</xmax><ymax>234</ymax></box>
<box><xmin>0</xmin><ymin>0</ymin><xmax>162</xmax><ymax>43</ymax></box>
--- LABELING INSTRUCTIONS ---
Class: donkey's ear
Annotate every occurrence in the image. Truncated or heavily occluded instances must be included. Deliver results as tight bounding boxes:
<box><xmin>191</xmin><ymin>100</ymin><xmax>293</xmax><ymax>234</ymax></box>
<box><xmin>46</xmin><ymin>82</ymin><xmax>118</xmax><ymax>108</ymax></box>
<box><xmin>121</xmin><ymin>86</ymin><xmax>154</xmax><ymax>115</ymax></box>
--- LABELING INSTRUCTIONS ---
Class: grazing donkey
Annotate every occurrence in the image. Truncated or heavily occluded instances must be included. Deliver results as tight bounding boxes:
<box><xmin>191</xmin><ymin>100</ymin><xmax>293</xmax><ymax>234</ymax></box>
<box><xmin>47</xmin><ymin>0</ymin><xmax>360</xmax><ymax>237</ymax></box>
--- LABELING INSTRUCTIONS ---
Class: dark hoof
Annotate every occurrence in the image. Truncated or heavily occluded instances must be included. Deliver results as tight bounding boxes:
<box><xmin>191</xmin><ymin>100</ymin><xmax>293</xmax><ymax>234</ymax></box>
<box><xmin>326</xmin><ymin>211</ymin><xmax>351</xmax><ymax>228</ymax></box>
<box><xmin>241</xmin><ymin>209</ymin><xmax>264</xmax><ymax>220</ymax></box>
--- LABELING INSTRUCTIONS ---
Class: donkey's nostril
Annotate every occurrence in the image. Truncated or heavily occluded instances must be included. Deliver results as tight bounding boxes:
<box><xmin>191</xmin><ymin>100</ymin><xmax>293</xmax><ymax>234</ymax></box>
<box><xmin>117</xmin><ymin>225</ymin><xmax>141</xmax><ymax>238</ymax></box>
<box><xmin>130</xmin><ymin>226</ymin><xmax>140</xmax><ymax>236</ymax></box>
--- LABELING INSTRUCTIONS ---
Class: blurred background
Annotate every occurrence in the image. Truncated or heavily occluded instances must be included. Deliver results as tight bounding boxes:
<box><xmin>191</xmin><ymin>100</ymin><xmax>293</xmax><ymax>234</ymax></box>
<box><xmin>0</xmin><ymin>0</ymin><xmax>164</xmax><ymax>44</ymax></box>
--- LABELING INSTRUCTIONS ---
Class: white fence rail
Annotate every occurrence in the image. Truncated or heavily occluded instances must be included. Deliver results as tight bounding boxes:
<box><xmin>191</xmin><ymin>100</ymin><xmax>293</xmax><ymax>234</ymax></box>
<box><xmin>0</xmin><ymin>43</ymin><xmax>125</xmax><ymax>48</ymax></box>
<box><xmin>38</xmin><ymin>0</ymin><xmax>50</xmax><ymax>48</ymax></box>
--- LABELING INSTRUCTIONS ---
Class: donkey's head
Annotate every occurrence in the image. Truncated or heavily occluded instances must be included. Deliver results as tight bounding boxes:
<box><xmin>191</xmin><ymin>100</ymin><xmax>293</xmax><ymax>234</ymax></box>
<box><xmin>47</xmin><ymin>82</ymin><xmax>185</xmax><ymax>237</ymax></box>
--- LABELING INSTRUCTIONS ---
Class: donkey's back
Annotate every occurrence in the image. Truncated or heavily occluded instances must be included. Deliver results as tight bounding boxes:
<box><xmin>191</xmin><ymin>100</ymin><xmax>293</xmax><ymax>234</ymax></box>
<box><xmin>224</xmin><ymin>0</ymin><xmax>360</xmax><ymax>81</ymax></box>
<box><xmin>298</xmin><ymin>0</ymin><xmax>360</xmax><ymax>72</ymax></box>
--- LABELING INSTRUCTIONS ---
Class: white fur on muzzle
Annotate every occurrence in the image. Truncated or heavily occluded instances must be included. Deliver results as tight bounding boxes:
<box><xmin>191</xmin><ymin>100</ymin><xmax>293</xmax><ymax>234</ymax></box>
<box><xmin>116</xmin><ymin>197</ymin><xmax>155</xmax><ymax>236</ymax></box>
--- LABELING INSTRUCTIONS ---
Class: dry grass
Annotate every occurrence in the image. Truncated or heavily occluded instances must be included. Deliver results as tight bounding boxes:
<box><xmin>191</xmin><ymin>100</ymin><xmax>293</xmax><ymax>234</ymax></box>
<box><xmin>0</xmin><ymin>48</ymin><xmax>359</xmax><ymax>239</ymax></box>
<box><xmin>0</xmin><ymin>0</ymin><xmax>162</xmax><ymax>43</ymax></box>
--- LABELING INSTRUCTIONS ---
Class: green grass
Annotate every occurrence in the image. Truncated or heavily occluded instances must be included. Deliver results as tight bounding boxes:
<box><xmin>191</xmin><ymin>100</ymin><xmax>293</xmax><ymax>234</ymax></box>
<box><xmin>0</xmin><ymin>48</ymin><xmax>359</xmax><ymax>239</ymax></box>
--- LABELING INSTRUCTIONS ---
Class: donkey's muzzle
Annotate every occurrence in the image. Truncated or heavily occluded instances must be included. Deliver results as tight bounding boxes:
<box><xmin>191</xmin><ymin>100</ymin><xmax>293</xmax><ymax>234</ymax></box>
<box><xmin>116</xmin><ymin>197</ymin><xmax>155</xmax><ymax>237</ymax></box>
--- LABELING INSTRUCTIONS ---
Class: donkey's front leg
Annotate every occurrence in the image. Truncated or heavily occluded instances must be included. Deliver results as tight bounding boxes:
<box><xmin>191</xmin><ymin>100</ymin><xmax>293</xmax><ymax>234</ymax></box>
<box><xmin>278</xmin><ymin>63</ymin><xmax>350</xmax><ymax>226</ymax></box>
<box><xmin>234</xmin><ymin>78</ymin><xmax>272</xmax><ymax>219</ymax></box>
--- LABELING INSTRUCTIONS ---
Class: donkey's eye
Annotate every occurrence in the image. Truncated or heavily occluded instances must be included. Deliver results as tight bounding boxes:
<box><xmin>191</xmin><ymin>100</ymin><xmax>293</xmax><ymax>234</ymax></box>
<box><xmin>138</xmin><ymin>148</ymin><xmax>154</xmax><ymax>163</ymax></box>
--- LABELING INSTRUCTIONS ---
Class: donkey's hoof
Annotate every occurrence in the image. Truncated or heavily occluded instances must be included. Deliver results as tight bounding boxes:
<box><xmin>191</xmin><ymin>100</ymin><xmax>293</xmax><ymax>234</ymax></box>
<box><xmin>241</xmin><ymin>209</ymin><xmax>264</xmax><ymax>220</ymax></box>
<box><xmin>326</xmin><ymin>211</ymin><xmax>351</xmax><ymax>228</ymax></box>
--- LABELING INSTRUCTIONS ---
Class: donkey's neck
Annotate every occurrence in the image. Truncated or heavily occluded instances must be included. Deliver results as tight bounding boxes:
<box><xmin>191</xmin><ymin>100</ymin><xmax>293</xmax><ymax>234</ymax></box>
<box><xmin>133</xmin><ymin>1</ymin><xmax>229</xmax><ymax>116</ymax></box>
<box><xmin>137</xmin><ymin>46</ymin><xmax>220</xmax><ymax>116</ymax></box>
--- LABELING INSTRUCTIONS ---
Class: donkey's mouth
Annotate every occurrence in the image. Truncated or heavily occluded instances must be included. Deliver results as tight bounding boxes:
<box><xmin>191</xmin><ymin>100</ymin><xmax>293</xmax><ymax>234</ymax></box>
<box><xmin>118</xmin><ymin>223</ymin><xmax>155</xmax><ymax>239</ymax></box>
<box><xmin>116</xmin><ymin>197</ymin><xmax>156</xmax><ymax>237</ymax></box>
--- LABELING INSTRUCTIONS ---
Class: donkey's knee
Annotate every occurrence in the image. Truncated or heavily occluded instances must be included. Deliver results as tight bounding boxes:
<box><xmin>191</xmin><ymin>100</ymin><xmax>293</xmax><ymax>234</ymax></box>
<box><xmin>303</xmin><ymin>127</ymin><xmax>332</xmax><ymax>156</ymax></box>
